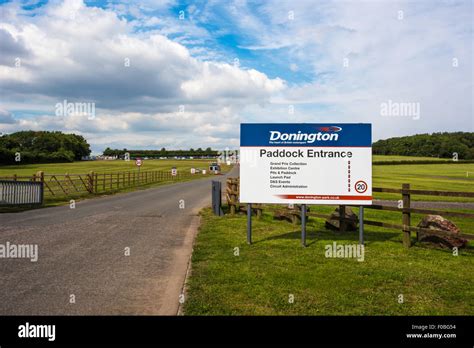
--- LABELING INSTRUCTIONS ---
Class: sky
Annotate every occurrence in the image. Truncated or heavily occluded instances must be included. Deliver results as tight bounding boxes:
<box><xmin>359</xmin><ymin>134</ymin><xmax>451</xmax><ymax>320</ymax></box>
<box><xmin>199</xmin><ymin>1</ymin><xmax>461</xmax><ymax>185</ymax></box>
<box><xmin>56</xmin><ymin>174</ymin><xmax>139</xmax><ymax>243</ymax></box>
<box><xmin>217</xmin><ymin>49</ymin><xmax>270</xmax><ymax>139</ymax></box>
<box><xmin>0</xmin><ymin>0</ymin><xmax>472</xmax><ymax>154</ymax></box>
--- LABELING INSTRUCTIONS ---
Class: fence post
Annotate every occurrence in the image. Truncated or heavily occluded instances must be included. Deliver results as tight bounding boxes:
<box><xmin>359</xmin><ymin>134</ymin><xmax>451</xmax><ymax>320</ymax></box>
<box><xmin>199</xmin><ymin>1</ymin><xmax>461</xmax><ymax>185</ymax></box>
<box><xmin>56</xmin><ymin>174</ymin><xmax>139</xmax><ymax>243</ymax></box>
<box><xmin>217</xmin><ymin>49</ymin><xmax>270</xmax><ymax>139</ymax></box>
<box><xmin>339</xmin><ymin>205</ymin><xmax>346</xmax><ymax>232</ymax></box>
<box><xmin>227</xmin><ymin>178</ymin><xmax>238</xmax><ymax>214</ymax></box>
<box><xmin>94</xmin><ymin>173</ymin><xmax>98</xmax><ymax>193</ymax></box>
<box><xmin>402</xmin><ymin>183</ymin><xmax>411</xmax><ymax>248</ymax></box>
<box><xmin>37</xmin><ymin>171</ymin><xmax>44</xmax><ymax>204</ymax></box>
<box><xmin>36</xmin><ymin>171</ymin><xmax>44</xmax><ymax>183</ymax></box>
<box><xmin>233</xmin><ymin>179</ymin><xmax>239</xmax><ymax>212</ymax></box>
<box><xmin>88</xmin><ymin>171</ymin><xmax>94</xmax><ymax>193</ymax></box>
<box><xmin>34</xmin><ymin>171</ymin><xmax>42</xmax><ymax>183</ymax></box>
<box><xmin>255</xmin><ymin>204</ymin><xmax>262</xmax><ymax>219</ymax></box>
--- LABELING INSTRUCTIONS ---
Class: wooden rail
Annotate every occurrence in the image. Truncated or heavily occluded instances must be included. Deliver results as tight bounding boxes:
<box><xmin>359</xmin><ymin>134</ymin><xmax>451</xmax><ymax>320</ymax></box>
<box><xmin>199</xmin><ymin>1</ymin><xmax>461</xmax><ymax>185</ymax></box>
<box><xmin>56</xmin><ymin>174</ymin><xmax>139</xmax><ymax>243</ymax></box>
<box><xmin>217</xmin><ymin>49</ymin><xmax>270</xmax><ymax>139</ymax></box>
<box><xmin>1</xmin><ymin>169</ymin><xmax>211</xmax><ymax>199</ymax></box>
<box><xmin>309</xmin><ymin>183</ymin><xmax>474</xmax><ymax>245</ymax></box>
<box><xmin>373</xmin><ymin>187</ymin><xmax>474</xmax><ymax>197</ymax></box>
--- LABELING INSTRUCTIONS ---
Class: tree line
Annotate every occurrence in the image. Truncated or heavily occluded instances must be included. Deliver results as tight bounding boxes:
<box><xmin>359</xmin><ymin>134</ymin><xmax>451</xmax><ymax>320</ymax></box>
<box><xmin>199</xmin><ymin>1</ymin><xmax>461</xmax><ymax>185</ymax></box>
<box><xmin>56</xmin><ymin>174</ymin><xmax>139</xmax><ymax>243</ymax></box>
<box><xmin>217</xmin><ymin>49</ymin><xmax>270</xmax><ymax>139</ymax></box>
<box><xmin>372</xmin><ymin>132</ymin><xmax>474</xmax><ymax>159</ymax></box>
<box><xmin>102</xmin><ymin>147</ymin><xmax>220</xmax><ymax>158</ymax></box>
<box><xmin>0</xmin><ymin>131</ymin><xmax>91</xmax><ymax>164</ymax></box>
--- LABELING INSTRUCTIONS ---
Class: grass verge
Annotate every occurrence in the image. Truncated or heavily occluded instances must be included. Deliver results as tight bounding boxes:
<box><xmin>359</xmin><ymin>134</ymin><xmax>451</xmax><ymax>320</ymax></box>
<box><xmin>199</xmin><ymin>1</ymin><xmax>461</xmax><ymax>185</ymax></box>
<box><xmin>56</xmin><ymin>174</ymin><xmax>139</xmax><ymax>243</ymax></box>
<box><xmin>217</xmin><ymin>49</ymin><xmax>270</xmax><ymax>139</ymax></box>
<box><xmin>184</xmin><ymin>207</ymin><xmax>474</xmax><ymax>315</ymax></box>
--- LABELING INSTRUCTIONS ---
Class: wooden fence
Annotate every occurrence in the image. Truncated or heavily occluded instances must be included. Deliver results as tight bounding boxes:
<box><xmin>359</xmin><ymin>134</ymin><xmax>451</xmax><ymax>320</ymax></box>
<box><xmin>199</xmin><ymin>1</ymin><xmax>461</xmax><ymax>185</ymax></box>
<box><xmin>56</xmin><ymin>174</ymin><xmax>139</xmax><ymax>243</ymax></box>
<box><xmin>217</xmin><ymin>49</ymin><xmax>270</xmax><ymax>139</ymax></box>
<box><xmin>226</xmin><ymin>177</ymin><xmax>263</xmax><ymax>217</ymax></box>
<box><xmin>224</xmin><ymin>178</ymin><xmax>474</xmax><ymax>247</ymax></box>
<box><xmin>305</xmin><ymin>185</ymin><xmax>474</xmax><ymax>246</ymax></box>
<box><xmin>0</xmin><ymin>169</ymin><xmax>202</xmax><ymax>198</ymax></box>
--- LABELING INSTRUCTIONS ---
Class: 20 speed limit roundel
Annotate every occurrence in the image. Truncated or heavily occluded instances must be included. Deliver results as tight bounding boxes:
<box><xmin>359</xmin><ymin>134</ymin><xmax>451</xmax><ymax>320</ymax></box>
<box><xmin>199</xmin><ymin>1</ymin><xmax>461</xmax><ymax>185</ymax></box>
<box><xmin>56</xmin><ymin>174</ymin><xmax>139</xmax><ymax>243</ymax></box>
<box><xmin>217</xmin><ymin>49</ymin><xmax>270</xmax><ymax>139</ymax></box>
<box><xmin>355</xmin><ymin>180</ymin><xmax>368</xmax><ymax>194</ymax></box>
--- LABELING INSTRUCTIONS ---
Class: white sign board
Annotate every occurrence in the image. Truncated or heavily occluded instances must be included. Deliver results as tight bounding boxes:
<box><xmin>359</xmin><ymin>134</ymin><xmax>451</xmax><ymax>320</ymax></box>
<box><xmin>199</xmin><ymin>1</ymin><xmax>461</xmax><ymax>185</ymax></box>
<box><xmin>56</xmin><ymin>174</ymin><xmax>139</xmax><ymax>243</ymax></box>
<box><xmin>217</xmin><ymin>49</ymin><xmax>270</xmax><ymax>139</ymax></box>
<box><xmin>171</xmin><ymin>167</ymin><xmax>177</xmax><ymax>176</ymax></box>
<box><xmin>135</xmin><ymin>158</ymin><xmax>142</xmax><ymax>167</ymax></box>
<box><xmin>240</xmin><ymin>123</ymin><xmax>372</xmax><ymax>205</ymax></box>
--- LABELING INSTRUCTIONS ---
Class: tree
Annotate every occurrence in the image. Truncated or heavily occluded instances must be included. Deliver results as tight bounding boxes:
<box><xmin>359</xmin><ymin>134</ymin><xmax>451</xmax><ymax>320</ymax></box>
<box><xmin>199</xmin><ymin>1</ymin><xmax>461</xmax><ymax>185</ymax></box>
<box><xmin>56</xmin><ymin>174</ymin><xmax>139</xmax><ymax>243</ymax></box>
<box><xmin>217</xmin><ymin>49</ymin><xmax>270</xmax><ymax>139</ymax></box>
<box><xmin>372</xmin><ymin>132</ymin><xmax>474</xmax><ymax>159</ymax></box>
<box><xmin>0</xmin><ymin>131</ymin><xmax>91</xmax><ymax>164</ymax></box>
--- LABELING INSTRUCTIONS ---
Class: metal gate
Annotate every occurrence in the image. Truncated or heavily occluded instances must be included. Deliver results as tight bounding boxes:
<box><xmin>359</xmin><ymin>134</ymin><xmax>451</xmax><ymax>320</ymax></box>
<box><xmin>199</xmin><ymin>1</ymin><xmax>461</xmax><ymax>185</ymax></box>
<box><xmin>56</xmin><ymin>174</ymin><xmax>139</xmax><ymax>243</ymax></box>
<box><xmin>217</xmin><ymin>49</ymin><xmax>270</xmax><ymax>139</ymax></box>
<box><xmin>0</xmin><ymin>180</ymin><xmax>44</xmax><ymax>206</ymax></box>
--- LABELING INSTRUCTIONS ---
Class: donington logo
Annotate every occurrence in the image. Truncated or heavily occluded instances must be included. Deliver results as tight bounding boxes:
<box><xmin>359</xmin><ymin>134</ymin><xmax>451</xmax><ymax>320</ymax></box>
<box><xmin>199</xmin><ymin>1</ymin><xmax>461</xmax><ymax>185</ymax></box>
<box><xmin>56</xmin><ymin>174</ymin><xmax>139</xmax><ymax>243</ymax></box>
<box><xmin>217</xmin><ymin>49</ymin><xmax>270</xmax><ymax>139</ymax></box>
<box><xmin>269</xmin><ymin>127</ymin><xmax>341</xmax><ymax>144</ymax></box>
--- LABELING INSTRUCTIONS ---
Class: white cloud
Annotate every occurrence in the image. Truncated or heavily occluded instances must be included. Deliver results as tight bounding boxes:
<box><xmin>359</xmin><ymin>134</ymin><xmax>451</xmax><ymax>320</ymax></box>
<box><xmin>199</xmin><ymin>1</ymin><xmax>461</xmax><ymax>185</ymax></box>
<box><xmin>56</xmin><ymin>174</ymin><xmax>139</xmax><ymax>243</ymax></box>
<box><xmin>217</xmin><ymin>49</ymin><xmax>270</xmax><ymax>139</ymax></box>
<box><xmin>0</xmin><ymin>0</ymin><xmax>284</xmax><ymax>151</ymax></box>
<box><xmin>204</xmin><ymin>0</ymin><xmax>473</xmax><ymax>138</ymax></box>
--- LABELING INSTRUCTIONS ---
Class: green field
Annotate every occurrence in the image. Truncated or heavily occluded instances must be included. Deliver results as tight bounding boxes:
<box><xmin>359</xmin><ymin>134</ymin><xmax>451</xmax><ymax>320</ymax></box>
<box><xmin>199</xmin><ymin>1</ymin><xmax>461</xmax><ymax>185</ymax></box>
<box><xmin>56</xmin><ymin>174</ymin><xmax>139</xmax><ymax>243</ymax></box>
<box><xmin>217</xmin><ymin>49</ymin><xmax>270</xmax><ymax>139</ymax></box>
<box><xmin>372</xmin><ymin>155</ymin><xmax>448</xmax><ymax>162</ymax></box>
<box><xmin>184</xmin><ymin>208</ymin><xmax>474</xmax><ymax>315</ymax></box>
<box><xmin>373</xmin><ymin>162</ymin><xmax>474</xmax><ymax>202</ymax></box>
<box><xmin>0</xmin><ymin>159</ymin><xmax>231</xmax><ymax>209</ymax></box>
<box><xmin>0</xmin><ymin>158</ymin><xmax>223</xmax><ymax>176</ymax></box>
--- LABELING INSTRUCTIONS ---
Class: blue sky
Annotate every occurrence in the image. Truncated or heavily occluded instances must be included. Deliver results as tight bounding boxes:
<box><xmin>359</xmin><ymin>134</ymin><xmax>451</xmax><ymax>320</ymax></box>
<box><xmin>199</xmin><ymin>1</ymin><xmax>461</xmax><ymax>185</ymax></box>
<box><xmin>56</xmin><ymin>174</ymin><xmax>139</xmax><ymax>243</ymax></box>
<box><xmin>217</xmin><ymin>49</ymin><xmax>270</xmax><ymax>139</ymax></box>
<box><xmin>0</xmin><ymin>0</ymin><xmax>472</xmax><ymax>154</ymax></box>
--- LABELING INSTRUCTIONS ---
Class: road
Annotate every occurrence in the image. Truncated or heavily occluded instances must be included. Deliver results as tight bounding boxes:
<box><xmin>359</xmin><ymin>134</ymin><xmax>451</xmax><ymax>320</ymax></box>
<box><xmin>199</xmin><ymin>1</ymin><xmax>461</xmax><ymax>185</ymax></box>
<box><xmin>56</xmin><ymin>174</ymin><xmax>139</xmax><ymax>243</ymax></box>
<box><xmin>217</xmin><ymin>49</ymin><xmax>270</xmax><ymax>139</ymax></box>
<box><xmin>0</xmin><ymin>167</ymin><xmax>237</xmax><ymax>315</ymax></box>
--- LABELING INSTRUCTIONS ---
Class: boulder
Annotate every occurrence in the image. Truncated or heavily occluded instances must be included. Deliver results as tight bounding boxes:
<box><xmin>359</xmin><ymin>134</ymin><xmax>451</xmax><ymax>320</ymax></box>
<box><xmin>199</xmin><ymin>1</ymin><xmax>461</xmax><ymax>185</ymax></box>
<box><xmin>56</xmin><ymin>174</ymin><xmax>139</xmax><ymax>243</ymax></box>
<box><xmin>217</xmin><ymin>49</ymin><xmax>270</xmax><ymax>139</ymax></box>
<box><xmin>273</xmin><ymin>205</ymin><xmax>309</xmax><ymax>224</ymax></box>
<box><xmin>325</xmin><ymin>207</ymin><xmax>358</xmax><ymax>231</ymax></box>
<box><xmin>417</xmin><ymin>215</ymin><xmax>467</xmax><ymax>249</ymax></box>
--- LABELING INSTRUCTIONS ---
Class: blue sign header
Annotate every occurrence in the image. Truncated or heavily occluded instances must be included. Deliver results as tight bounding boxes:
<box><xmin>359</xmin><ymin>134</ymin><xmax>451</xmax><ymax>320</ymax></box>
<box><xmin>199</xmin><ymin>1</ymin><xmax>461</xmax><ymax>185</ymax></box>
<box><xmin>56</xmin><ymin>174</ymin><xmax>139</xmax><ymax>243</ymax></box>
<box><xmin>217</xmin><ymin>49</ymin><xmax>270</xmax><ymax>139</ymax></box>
<box><xmin>240</xmin><ymin>123</ymin><xmax>372</xmax><ymax>147</ymax></box>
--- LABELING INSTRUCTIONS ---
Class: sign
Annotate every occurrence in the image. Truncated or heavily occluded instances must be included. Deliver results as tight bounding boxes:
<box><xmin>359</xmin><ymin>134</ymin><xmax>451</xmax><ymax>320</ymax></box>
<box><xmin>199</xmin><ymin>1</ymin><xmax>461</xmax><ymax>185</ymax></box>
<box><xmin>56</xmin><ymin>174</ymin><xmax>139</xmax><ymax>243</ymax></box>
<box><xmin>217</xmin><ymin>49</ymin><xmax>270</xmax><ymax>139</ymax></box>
<box><xmin>135</xmin><ymin>158</ymin><xmax>142</xmax><ymax>167</ymax></box>
<box><xmin>191</xmin><ymin>168</ymin><xmax>196</xmax><ymax>174</ymax></box>
<box><xmin>171</xmin><ymin>167</ymin><xmax>177</xmax><ymax>176</ymax></box>
<box><xmin>240</xmin><ymin>123</ymin><xmax>372</xmax><ymax>205</ymax></box>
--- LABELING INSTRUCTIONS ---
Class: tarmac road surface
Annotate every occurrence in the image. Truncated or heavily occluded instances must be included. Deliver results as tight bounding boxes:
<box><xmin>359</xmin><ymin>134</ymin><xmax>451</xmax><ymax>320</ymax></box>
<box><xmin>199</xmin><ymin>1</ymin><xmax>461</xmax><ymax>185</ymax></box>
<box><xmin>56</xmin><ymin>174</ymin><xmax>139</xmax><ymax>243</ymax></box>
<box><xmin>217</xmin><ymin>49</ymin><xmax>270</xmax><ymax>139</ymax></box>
<box><xmin>0</xmin><ymin>166</ymin><xmax>237</xmax><ymax>315</ymax></box>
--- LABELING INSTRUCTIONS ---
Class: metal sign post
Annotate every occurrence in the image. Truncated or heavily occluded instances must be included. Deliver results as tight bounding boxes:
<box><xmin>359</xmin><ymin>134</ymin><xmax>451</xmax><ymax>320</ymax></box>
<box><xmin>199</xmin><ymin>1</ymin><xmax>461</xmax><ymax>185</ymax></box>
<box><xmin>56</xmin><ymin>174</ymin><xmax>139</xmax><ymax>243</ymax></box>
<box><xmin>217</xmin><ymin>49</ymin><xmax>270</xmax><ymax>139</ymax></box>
<box><xmin>359</xmin><ymin>206</ymin><xmax>364</xmax><ymax>245</ymax></box>
<box><xmin>301</xmin><ymin>204</ymin><xmax>307</xmax><ymax>247</ymax></box>
<box><xmin>247</xmin><ymin>203</ymin><xmax>252</xmax><ymax>244</ymax></box>
<box><xmin>135</xmin><ymin>158</ymin><xmax>142</xmax><ymax>183</ymax></box>
<box><xmin>211</xmin><ymin>181</ymin><xmax>223</xmax><ymax>216</ymax></box>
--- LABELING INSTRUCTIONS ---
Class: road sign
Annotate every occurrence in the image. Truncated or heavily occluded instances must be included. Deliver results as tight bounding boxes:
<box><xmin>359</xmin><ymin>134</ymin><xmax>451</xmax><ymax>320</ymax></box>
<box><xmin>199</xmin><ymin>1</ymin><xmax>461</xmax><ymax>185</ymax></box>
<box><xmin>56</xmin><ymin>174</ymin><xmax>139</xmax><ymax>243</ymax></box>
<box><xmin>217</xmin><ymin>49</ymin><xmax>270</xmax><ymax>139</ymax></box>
<box><xmin>171</xmin><ymin>167</ymin><xmax>177</xmax><ymax>176</ymax></box>
<box><xmin>240</xmin><ymin>123</ymin><xmax>372</xmax><ymax>205</ymax></box>
<box><xmin>135</xmin><ymin>158</ymin><xmax>142</xmax><ymax>167</ymax></box>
